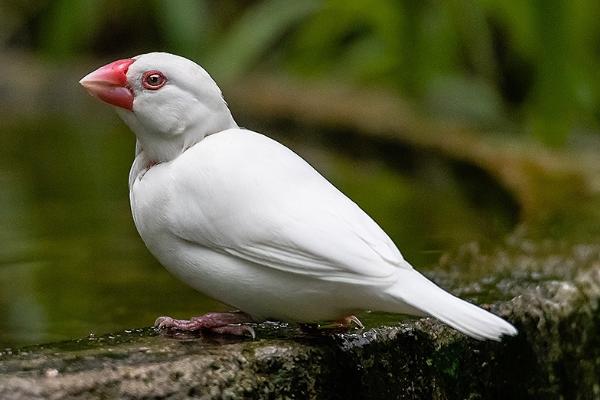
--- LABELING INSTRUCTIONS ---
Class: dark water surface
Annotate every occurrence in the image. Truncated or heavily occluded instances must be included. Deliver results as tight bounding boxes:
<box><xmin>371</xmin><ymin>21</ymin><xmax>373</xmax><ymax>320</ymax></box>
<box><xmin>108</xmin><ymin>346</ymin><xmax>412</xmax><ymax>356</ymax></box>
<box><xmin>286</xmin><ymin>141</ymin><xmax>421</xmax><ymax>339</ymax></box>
<box><xmin>0</xmin><ymin>114</ymin><xmax>514</xmax><ymax>348</ymax></box>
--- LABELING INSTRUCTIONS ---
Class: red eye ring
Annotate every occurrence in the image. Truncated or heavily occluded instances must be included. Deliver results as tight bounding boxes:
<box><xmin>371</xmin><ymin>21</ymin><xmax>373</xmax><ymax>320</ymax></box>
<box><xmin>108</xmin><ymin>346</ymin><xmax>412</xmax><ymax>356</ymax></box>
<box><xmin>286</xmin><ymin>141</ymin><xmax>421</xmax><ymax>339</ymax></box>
<box><xmin>142</xmin><ymin>70</ymin><xmax>167</xmax><ymax>90</ymax></box>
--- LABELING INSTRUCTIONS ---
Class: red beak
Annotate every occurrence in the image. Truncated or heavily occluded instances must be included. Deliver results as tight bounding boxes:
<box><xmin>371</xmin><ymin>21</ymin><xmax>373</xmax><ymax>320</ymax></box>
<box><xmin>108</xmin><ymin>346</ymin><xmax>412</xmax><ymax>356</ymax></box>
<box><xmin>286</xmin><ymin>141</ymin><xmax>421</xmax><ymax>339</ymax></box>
<box><xmin>79</xmin><ymin>59</ymin><xmax>135</xmax><ymax>111</ymax></box>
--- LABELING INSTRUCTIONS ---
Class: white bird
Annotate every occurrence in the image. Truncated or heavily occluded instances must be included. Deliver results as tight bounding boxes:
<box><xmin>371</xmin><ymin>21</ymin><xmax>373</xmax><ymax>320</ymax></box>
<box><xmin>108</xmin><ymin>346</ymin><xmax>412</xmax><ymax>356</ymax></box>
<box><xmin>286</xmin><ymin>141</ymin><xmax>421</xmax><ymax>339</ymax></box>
<box><xmin>79</xmin><ymin>52</ymin><xmax>517</xmax><ymax>341</ymax></box>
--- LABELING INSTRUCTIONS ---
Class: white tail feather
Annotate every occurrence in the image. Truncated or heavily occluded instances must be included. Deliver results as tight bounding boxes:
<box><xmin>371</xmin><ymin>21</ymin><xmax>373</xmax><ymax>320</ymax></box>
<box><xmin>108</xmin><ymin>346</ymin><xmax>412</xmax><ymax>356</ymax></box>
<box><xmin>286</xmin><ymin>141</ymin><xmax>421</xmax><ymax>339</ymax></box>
<box><xmin>384</xmin><ymin>270</ymin><xmax>517</xmax><ymax>341</ymax></box>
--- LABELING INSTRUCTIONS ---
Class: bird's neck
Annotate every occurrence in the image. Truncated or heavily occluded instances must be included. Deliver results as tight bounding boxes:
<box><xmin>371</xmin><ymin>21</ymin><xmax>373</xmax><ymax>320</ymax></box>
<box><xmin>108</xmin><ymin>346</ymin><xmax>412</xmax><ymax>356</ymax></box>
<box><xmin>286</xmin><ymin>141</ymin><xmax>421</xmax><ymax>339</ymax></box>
<box><xmin>129</xmin><ymin>144</ymin><xmax>149</xmax><ymax>189</ymax></box>
<box><xmin>118</xmin><ymin>106</ymin><xmax>238</xmax><ymax>163</ymax></box>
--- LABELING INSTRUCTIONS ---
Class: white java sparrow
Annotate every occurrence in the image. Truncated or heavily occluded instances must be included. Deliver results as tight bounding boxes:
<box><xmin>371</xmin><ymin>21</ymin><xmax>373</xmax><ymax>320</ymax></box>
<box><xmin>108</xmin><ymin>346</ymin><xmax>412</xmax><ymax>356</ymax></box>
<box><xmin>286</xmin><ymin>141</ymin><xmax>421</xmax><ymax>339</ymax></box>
<box><xmin>79</xmin><ymin>52</ymin><xmax>517</xmax><ymax>341</ymax></box>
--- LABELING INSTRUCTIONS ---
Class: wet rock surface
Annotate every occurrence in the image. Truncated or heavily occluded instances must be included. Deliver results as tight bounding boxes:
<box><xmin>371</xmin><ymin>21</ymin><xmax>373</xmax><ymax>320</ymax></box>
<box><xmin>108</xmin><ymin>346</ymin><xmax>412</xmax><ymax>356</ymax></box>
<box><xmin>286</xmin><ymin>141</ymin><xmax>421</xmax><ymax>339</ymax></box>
<box><xmin>1</xmin><ymin>232</ymin><xmax>599</xmax><ymax>400</ymax></box>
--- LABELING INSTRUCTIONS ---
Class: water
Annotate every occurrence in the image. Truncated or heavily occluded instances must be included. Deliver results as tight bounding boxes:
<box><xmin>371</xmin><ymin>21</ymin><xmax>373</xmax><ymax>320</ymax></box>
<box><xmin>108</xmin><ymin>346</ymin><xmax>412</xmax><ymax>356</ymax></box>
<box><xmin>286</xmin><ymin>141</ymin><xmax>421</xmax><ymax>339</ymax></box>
<box><xmin>0</xmin><ymin>114</ymin><xmax>514</xmax><ymax>348</ymax></box>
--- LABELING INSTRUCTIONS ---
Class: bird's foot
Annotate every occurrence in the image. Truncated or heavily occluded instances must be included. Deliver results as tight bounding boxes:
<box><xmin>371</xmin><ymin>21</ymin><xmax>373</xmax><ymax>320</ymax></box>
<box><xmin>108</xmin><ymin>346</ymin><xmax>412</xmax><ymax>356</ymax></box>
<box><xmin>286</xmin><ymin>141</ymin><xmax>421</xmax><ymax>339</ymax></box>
<box><xmin>154</xmin><ymin>311</ymin><xmax>255</xmax><ymax>338</ymax></box>
<box><xmin>337</xmin><ymin>315</ymin><xmax>364</xmax><ymax>329</ymax></box>
<box><xmin>300</xmin><ymin>315</ymin><xmax>364</xmax><ymax>333</ymax></box>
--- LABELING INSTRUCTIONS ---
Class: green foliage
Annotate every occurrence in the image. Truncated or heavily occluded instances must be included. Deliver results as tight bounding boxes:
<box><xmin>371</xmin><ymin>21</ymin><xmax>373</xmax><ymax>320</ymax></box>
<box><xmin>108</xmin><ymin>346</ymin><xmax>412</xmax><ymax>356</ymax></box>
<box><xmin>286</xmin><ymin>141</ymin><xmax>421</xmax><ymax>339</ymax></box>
<box><xmin>40</xmin><ymin>0</ymin><xmax>103</xmax><ymax>57</ymax></box>
<box><xmin>154</xmin><ymin>0</ymin><xmax>212</xmax><ymax>58</ymax></box>
<box><xmin>285</xmin><ymin>0</ymin><xmax>404</xmax><ymax>84</ymax></box>
<box><xmin>206</xmin><ymin>0</ymin><xmax>320</xmax><ymax>82</ymax></box>
<box><xmin>283</xmin><ymin>0</ymin><xmax>600</xmax><ymax>145</ymax></box>
<box><xmin>4</xmin><ymin>0</ymin><xmax>600</xmax><ymax>145</ymax></box>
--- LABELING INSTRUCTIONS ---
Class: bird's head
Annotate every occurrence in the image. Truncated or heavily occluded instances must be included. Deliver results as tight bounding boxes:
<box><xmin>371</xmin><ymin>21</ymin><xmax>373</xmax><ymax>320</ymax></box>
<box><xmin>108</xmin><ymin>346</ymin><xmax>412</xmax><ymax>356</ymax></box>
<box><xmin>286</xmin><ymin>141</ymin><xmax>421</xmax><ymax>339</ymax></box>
<box><xmin>80</xmin><ymin>52</ymin><xmax>237</xmax><ymax>162</ymax></box>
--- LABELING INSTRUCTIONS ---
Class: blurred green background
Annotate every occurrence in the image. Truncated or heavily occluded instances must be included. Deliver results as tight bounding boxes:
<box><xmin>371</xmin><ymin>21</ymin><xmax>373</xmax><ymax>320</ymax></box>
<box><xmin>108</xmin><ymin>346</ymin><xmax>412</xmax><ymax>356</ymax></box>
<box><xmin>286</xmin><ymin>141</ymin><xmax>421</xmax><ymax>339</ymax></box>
<box><xmin>0</xmin><ymin>0</ymin><xmax>598</xmax><ymax>348</ymax></box>
<box><xmin>5</xmin><ymin>0</ymin><xmax>600</xmax><ymax>144</ymax></box>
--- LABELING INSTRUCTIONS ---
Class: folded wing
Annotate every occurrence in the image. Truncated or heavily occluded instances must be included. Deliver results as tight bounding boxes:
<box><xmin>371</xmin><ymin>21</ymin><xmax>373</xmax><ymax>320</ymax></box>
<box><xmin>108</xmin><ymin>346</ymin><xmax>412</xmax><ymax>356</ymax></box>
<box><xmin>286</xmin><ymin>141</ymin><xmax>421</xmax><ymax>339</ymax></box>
<box><xmin>167</xmin><ymin>129</ymin><xmax>408</xmax><ymax>286</ymax></box>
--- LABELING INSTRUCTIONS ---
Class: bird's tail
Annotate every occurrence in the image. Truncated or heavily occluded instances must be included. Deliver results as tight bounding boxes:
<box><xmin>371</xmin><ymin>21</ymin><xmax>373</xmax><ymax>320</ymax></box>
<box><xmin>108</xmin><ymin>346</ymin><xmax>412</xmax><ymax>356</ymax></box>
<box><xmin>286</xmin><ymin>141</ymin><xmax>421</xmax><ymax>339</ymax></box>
<box><xmin>381</xmin><ymin>269</ymin><xmax>517</xmax><ymax>341</ymax></box>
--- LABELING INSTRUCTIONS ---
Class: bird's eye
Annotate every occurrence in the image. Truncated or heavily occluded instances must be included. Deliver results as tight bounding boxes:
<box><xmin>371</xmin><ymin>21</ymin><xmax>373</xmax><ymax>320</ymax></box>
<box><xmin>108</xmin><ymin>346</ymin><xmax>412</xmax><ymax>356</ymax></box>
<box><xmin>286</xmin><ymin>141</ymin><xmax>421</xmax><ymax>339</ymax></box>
<box><xmin>142</xmin><ymin>71</ymin><xmax>167</xmax><ymax>90</ymax></box>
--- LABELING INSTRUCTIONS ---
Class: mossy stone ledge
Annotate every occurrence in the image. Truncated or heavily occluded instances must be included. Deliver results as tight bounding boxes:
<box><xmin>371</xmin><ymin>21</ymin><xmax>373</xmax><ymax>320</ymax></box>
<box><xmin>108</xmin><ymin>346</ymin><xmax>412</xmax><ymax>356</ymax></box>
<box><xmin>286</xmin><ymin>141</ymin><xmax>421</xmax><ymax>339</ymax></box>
<box><xmin>1</xmin><ymin>234</ymin><xmax>599</xmax><ymax>400</ymax></box>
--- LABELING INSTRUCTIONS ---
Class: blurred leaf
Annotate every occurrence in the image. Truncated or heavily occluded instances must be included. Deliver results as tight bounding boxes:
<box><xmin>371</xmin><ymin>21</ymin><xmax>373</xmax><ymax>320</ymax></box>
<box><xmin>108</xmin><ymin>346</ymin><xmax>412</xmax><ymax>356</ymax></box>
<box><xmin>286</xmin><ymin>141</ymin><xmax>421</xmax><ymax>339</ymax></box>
<box><xmin>447</xmin><ymin>0</ymin><xmax>497</xmax><ymax>82</ymax></box>
<box><xmin>206</xmin><ymin>0</ymin><xmax>320</xmax><ymax>82</ymax></box>
<box><xmin>410</xmin><ymin>3</ymin><xmax>461</xmax><ymax>95</ymax></box>
<box><xmin>528</xmin><ymin>0</ymin><xmax>573</xmax><ymax>146</ymax></box>
<box><xmin>0</xmin><ymin>1</ymin><xmax>44</xmax><ymax>47</ymax></box>
<box><xmin>566</xmin><ymin>0</ymin><xmax>600</xmax><ymax>122</ymax></box>
<box><xmin>287</xmin><ymin>0</ymin><xmax>403</xmax><ymax>83</ymax></box>
<box><xmin>425</xmin><ymin>74</ymin><xmax>504</xmax><ymax>125</ymax></box>
<box><xmin>40</xmin><ymin>0</ymin><xmax>103</xmax><ymax>58</ymax></box>
<box><xmin>479</xmin><ymin>0</ymin><xmax>536</xmax><ymax>55</ymax></box>
<box><xmin>154</xmin><ymin>0</ymin><xmax>212</xmax><ymax>58</ymax></box>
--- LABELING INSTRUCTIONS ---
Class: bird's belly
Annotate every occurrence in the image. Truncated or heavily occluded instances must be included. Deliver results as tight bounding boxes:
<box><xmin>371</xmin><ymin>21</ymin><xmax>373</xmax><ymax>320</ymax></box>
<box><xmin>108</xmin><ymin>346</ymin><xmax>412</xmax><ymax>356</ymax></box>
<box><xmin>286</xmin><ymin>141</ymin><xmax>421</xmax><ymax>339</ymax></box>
<box><xmin>152</xmin><ymin>238</ymin><xmax>364</xmax><ymax>322</ymax></box>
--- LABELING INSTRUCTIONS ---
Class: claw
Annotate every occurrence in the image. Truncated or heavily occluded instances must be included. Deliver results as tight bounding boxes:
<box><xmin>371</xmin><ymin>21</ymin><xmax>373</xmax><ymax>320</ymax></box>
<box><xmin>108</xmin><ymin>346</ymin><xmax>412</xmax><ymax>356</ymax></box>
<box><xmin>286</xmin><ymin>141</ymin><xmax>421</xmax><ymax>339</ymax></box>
<box><xmin>154</xmin><ymin>316</ymin><xmax>174</xmax><ymax>329</ymax></box>
<box><xmin>346</xmin><ymin>315</ymin><xmax>364</xmax><ymax>329</ymax></box>
<box><xmin>299</xmin><ymin>315</ymin><xmax>364</xmax><ymax>334</ymax></box>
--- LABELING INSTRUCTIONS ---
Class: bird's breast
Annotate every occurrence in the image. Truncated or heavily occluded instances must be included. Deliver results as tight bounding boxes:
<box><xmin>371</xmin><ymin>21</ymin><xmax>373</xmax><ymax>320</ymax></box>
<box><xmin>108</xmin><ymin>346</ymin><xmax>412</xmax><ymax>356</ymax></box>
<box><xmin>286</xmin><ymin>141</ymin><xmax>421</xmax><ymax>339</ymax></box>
<box><xmin>129</xmin><ymin>163</ymin><xmax>176</xmax><ymax>255</ymax></box>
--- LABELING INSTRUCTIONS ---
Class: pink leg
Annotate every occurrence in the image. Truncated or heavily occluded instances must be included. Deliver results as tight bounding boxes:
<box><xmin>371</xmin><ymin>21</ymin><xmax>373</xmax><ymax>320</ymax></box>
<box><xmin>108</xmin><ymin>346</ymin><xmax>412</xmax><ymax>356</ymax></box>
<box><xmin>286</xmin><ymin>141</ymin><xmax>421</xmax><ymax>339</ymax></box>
<box><xmin>155</xmin><ymin>311</ymin><xmax>255</xmax><ymax>338</ymax></box>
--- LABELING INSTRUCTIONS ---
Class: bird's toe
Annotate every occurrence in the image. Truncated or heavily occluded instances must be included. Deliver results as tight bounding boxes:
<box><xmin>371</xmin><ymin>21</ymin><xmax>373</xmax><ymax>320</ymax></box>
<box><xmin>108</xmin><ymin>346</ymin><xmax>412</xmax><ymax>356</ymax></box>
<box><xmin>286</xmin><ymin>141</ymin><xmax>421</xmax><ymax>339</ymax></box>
<box><xmin>154</xmin><ymin>316</ymin><xmax>175</xmax><ymax>329</ymax></box>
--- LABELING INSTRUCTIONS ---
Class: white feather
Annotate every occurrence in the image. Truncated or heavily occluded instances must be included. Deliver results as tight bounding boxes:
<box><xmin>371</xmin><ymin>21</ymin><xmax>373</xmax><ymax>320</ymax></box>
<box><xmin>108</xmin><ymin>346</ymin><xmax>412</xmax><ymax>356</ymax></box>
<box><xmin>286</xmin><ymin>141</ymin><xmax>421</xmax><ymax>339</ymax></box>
<box><xmin>382</xmin><ymin>270</ymin><xmax>517</xmax><ymax>341</ymax></box>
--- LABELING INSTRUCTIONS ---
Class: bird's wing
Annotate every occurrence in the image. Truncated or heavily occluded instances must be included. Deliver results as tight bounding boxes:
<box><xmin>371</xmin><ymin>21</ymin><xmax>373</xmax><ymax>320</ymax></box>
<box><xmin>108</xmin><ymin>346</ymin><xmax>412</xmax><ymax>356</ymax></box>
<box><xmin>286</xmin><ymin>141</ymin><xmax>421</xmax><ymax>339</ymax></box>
<box><xmin>166</xmin><ymin>129</ymin><xmax>409</xmax><ymax>285</ymax></box>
